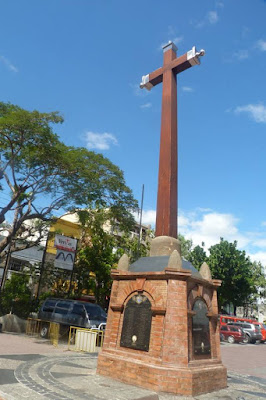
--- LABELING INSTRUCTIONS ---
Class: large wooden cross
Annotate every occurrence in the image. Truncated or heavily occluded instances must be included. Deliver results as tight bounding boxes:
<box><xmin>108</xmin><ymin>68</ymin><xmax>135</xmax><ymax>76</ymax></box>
<box><xmin>140</xmin><ymin>41</ymin><xmax>205</xmax><ymax>239</ymax></box>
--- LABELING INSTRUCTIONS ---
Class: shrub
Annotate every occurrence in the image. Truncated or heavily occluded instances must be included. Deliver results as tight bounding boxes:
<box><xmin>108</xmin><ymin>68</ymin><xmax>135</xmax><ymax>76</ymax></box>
<box><xmin>0</xmin><ymin>273</ymin><xmax>33</xmax><ymax>318</ymax></box>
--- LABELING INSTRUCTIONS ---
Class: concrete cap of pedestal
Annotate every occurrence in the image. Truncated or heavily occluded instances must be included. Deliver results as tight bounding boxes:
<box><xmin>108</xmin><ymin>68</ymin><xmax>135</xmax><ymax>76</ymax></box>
<box><xmin>150</xmin><ymin>236</ymin><xmax>181</xmax><ymax>257</ymax></box>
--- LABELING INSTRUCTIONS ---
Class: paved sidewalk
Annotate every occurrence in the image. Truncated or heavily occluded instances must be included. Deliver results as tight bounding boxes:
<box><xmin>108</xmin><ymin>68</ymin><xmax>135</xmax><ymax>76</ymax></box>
<box><xmin>221</xmin><ymin>341</ymin><xmax>266</xmax><ymax>379</ymax></box>
<box><xmin>0</xmin><ymin>333</ymin><xmax>266</xmax><ymax>400</ymax></box>
<box><xmin>0</xmin><ymin>332</ymin><xmax>68</xmax><ymax>355</ymax></box>
<box><xmin>1</xmin><ymin>352</ymin><xmax>266</xmax><ymax>400</ymax></box>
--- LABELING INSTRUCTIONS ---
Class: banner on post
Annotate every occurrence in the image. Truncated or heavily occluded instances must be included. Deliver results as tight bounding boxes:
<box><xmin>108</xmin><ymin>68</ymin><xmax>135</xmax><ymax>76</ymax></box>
<box><xmin>54</xmin><ymin>234</ymin><xmax>77</xmax><ymax>270</ymax></box>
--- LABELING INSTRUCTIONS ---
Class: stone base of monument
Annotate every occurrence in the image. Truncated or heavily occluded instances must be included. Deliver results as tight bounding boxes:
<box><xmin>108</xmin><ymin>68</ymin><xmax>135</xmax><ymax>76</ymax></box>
<box><xmin>97</xmin><ymin>236</ymin><xmax>227</xmax><ymax>396</ymax></box>
<box><xmin>97</xmin><ymin>352</ymin><xmax>226</xmax><ymax>396</ymax></box>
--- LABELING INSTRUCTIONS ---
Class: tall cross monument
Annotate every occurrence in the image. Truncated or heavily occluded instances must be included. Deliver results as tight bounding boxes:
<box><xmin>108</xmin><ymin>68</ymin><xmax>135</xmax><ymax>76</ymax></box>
<box><xmin>140</xmin><ymin>42</ymin><xmax>205</xmax><ymax>239</ymax></box>
<box><xmin>98</xmin><ymin>43</ymin><xmax>227</xmax><ymax>396</ymax></box>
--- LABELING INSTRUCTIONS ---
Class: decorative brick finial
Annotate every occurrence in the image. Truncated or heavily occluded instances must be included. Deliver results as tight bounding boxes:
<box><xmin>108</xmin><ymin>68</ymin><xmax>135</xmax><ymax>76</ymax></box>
<box><xmin>167</xmin><ymin>249</ymin><xmax>182</xmax><ymax>270</ymax></box>
<box><xmin>199</xmin><ymin>262</ymin><xmax>212</xmax><ymax>282</ymax></box>
<box><xmin>117</xmin><ymin>254</ymin><xmax>129</xmax><ymax>271</ymax></box>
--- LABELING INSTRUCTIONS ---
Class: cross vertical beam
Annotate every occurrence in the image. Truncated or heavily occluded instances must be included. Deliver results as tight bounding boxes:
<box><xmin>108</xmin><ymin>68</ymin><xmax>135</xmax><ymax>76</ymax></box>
<box><xmin>157</xmin><ymin>43</ymin><xmax>178</xmax><ymax>238</ymax></box>
<box><xmin>140</xmin><ymin>42</ymin><xmax>205</xmax><ymax>239</ymax></box>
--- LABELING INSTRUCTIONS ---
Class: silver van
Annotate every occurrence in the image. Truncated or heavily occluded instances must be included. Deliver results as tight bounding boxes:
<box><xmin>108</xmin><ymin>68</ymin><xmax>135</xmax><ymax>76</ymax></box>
<box><xmin>38</xmin><ymin>298</ymin><xmax>107</xmax><ymax>338</ymax></box>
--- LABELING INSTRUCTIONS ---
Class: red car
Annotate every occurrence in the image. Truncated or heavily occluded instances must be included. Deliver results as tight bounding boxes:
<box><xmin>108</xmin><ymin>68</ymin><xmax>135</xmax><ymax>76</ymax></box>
<box><xmin>220</xmin><ymin>324</ymin><xmax>245</xmax><ymax>343</ymax></box>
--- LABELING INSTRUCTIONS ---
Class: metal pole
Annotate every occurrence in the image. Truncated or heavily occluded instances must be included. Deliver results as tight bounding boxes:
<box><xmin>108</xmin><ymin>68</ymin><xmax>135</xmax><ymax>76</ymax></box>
<box><xmin>36</xmin><ymin>234</ymin><xmax>49</xmax><ymax>300</ymax></box>
<box><xmin>68</xmin><ymin>239</ymin><xmax>78</xmax><ymax>297</ymax></box>
<box><xmin>137</xmin><ymin>184</ymin><xmax>144</xmax><ymax>258</ymax></box>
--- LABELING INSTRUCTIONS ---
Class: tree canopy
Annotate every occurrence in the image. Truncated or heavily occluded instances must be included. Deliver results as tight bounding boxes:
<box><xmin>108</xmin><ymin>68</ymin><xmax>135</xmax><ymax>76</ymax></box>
<box><xmin>179</xmin><ymin>234</ymin><xmax>266</xmax><ymax>311</ymax></box>
<box><xmin>0</xmin><ymin>272</ymin><xmax>33</xmax><ymax>318</ymax></box>
<box><xmin>187</xmin><ymin>244</ymin><xmax>207</xmax><ymax>271</ymax></box>
<box><xmin>0</xmin><ymin>102</ymin><xmax>137</xmax><ymax>256</ymax></box>
<box><xmin>72</xmin><ymin>208</ymin><xmax>151</xmax><ymax>308</ymax></box>
<box><xmin>208</xmin><ymin>239</ymin><xmax>255</xmax><ymax>309</ymax></box>
<box><xmin>178</xmin><ymin>234</ymin><xmax>193</xmax><ymax>260</ymax></box>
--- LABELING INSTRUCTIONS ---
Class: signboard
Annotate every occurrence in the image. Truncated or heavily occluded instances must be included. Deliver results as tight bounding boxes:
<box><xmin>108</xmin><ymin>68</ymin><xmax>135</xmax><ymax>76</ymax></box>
<box><xmin>54</xmin><ymin>234</ymin><xmax>77</xmax><ymax>271</ymax></box>
<box><xmin>54</xmin><ymin>235</ymin><xmax>77</xmax><ymax>252</ymax></box>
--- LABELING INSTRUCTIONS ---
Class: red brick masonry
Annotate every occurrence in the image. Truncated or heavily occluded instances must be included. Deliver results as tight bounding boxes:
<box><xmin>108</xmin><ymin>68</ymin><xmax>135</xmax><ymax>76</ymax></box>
<box><xmin>97</xmin><ymin>269</ymin><xmax>227</xmax><ymax>396</ymax></box>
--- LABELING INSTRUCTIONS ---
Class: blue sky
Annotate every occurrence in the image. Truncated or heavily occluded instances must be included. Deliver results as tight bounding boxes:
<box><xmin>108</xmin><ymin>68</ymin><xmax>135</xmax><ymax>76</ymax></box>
<box><xmin>1</xmin><ymin>0</ymin><xmax>266</xmax><ymax>264</ymax></box>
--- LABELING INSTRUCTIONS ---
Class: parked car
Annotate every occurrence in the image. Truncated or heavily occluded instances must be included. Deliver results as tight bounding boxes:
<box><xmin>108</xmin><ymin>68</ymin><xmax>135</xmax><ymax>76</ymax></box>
<box><xmin>220</xmin><ymin>324</ymin><xmax>245</xmax><ymax>343</ymax></box>
<box><xmin>254</xmin><ymin>322</ymin><xmax>266</xmax><ymax>343</ymax></box>
<box><xmin>38</xmin><ymin>298</ymin><xmax>107</xmax><ymax>338</ymax></box>
<box><xmin>228</xmin><ymin>322</ymin><xmax>262</xmax><ymax>344</ymax></box>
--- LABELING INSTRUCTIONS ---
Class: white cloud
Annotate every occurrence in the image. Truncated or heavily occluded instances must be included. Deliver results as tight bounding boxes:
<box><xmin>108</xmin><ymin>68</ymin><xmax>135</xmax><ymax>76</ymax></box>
<box><xmin>194</xmin><ymin>10</ymin><xmax>219</xmax><ymax>28</ymax></box>
<box><xmin>241</xmin><ymin>26</ymin><xmax>250</xmax><ymax>39</ymax></box>
<box><xmin>158</xmin><ymin>36</ymin><xmax>184</xmax><ymax>51</ymax></box>
<box><xmin>234</xmin><ymin>103</ymin><xmax>266</xmax><ymax>123</ymax></box>
<box><xmin>173</xmin><ymin>36</ymin><xmax>184</xmax><ymax>46</ymax></box>
<box><xmin>136</xmin><ymin>207</ymin><xmax>266</xmax><ymax>265</ymax></box>
<box><xmin>249</xmin><ymin>252</ymin><xmax>266</xmax><ymax>266</ymax></box>
<box><xmin>233</xmin><ymin>49</ymin><xmax>249</xmax><ymax>60</ymax></box>
<box><xmin>160</xmin><ymin>26</ymin><xmax>184</xmax><ymax>50</ymax></box>
<box><xmin>179</xmin><ymin>210</ymin><xmax>266</xmax><ymax>264</ymax></box>
<box><xmin>167</xmin><ymin>25</ymin><xmax>176</xmax><ymax>36</ymax></box>
<box><xmin>133</xmin><ymin>209</ymin><xmax>156</xmax><ymax>227</ymax></box>
<box><xmin>182</xmin><ymin>212</ymin><xmax>249</xmax><ymax>250</ymax></box>
<box><xmin>207</xmin><ymin>11</ymin><xmax>218</xmax><ymax>24</ymax></box>
<box><xmin>223</xmin><ymin>49</ymin><xmax>249</xmax><ymax>64</ymax></box>
<box><xmin>140</xmin><ymin>102</ymin><xmax>152</xmax><ymax>109</ymax></box>
<box><xmin>196</xmin><ymin>207</ymin><xmax>213</xmax><ymax>213</ymax></box>
<box><xmin>130</xmin><ymin>83</ymin><xmax>149</xmax><ymax>97</ymax></box>
<box><xmin>0</xmin><ymin>55</ymin><xmax>18</xmax><ymax>72</ymax></box>
<box><xmin>84</xmin><ymin>131</ymin><xmax>118</xmax><ymax>150</ymax></box>
<box><xmin>167</xmin><ymin>26</ymin><xmax>184</xmax><ymax>43</ymax></box>
<box><xmin>178</xmin><ymin>214</ymin><xmax>190</xmax><ymax>229</ymax></box>
<box><xmin>182</xmin><ymin>86</ymin><xmax>193</xmax><ymax>93</ymax></box>
<box><xmin>138</xmin><ymin>209</ymin><xmax>244</xmax><ymax>250</ymax></box>
<box><xmin>141</xmin><ymin>210</ymin><xmax>156</xmax><ymax>226</ymax></box>
<box><xmin>256</xmin><ymin>39</ymin><xmax>266</xmax><ymax>52</ymax></box>
<box><xmin>252</xmin><ymin>239</ymin><xmax>266</xmax><ymax>248</ymax></box>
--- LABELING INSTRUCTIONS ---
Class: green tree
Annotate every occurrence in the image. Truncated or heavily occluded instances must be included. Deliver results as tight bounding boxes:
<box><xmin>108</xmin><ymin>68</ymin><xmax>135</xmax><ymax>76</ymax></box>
<box><xmin>116</xmin><ymin>229</ymin><xmax>152</xmax><ymax>263</ymax></box>
<box><xmin>72</xmin><ymin>209</ymin><xmax>152</xmax><ymax>308</ymax></box>
<box><xmin>187</xmin><ymin>244</ymin><xmax>207</xmax><ymax>270</ymax></box>
<box><xmin>207</xmin><ymin>239</ymin><xmax>255</xmax><ymax>312</ymax></box>
<box><xmin>178</xmin><ymin>234</ymin><xmax>192</xmax><ymax>260</ymax></box>
<box><xmin>35</xmin><ymin>261</ymin><xmax>72</xmax><ymax>299</ymax></box>
<box><xmin>74</xmin><ymin>209</ymin><xmax>118</xmax><ymax>308</ymax></box>
<box><xmin>247</xmin><ymin>261</ymin><xmax>266</xmax><ymax>303</ymax></box>
<box><xmin>0</xmin><ymin>273</ymin><xmax>33</xmax><ymax>318</ymax></box>
<box><xmin>0</xmin><ymin>102</ymin><xmax>137</xmax><ymax>257</ymax></box>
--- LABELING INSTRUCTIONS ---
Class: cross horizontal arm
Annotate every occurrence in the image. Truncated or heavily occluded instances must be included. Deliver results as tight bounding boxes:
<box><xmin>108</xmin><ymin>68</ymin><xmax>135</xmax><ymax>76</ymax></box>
<box><xmin>140</xmin><ymin>46</ymin><xmax>205</xmax><ymax>91</ymax></box>
<box><xmin>149</xmin><ymin>67</ymin><xmax>164</xmax><ymax>87</ymax></box>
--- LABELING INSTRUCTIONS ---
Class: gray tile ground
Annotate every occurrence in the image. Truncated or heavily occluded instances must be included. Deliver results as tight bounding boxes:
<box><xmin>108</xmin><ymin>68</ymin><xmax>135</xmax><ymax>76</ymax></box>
<box><xmin>0</xmin><ymin>333</ymin><xmax>266</xmax><ymax>400</ymax></box>
<box><xmin>0</xmin><ymin>353</ymin><xmax>265</xmax><ymax>400</ymax></box>
<box><xmin>0</xmin><ymin>370</ymin><xmax>17</xmax><ymax>386</ymax></box>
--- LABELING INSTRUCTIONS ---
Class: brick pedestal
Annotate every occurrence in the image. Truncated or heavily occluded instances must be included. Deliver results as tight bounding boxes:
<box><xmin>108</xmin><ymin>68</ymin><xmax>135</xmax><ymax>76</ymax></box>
<box><xmin>97</xmin><ymin>267</ymin><xmax>227</xmax><ymax>396</ymax></box>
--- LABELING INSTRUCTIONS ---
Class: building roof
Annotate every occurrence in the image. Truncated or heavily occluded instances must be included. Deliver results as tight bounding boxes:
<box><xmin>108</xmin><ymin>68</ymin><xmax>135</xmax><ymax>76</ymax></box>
<box><xmin>10</xmin><ymin>246</ymin><xmax>44</xmax><ymax>264</ymax></box>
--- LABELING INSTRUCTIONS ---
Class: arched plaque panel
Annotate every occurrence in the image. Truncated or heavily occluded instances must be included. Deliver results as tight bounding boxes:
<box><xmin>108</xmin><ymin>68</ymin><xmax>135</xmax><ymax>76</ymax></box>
<box><xmin>120</xmin><ymin>294</ymin><xmax>152</xmax><ymax>351</ymax></box>
<box><xmin>192</xmin><ymin>298</ymin><xmax>211</xmax><ymax>358</ymax></box>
